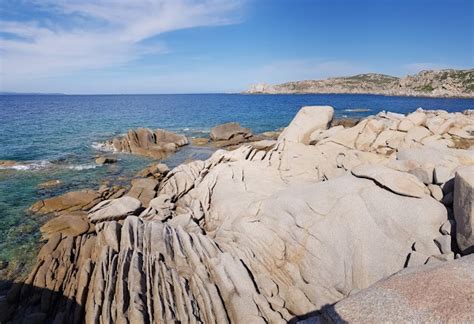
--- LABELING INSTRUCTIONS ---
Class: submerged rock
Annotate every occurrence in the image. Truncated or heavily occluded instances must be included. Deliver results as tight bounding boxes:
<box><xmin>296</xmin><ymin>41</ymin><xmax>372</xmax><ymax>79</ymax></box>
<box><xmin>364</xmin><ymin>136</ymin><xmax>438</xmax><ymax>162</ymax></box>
<box><xmin>37</xmin><ymin>179</ymin><xmax>62</xmax><ymax>189</ymax></box>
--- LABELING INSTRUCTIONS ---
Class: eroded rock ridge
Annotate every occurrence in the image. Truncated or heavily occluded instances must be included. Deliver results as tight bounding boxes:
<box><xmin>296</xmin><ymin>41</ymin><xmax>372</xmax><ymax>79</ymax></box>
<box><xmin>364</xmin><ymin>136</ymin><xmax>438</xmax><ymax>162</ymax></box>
<box><xmin>2</xmin><ymin>106</ymin><xmax>474</xmax><ymax>323</ymax></box>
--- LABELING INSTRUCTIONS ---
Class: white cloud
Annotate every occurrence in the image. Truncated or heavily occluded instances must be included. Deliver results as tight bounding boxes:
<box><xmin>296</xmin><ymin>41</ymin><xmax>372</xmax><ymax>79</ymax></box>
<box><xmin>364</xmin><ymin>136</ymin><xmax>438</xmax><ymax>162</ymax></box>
<box><xmin>0</xmin><ymin>0</ymin><xmax>244</xmax><ymax>89</ymax></box>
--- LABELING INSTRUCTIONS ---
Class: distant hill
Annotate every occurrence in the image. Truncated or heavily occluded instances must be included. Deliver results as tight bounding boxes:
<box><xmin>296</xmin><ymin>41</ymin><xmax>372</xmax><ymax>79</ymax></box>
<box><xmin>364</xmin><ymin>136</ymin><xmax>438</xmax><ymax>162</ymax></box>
<box><xmin>244</xmin><ymin>69</ymin><xmax>474</xmax><ymax>98</ymax></box>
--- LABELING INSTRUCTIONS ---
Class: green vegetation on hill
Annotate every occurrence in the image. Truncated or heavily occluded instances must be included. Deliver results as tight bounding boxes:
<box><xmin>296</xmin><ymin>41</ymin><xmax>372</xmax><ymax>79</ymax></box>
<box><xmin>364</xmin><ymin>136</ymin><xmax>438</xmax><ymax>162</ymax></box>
<box><xmin>246</xmin><ymin>69</ymin><xmax>474</xmax><ymax>98</ymax></box>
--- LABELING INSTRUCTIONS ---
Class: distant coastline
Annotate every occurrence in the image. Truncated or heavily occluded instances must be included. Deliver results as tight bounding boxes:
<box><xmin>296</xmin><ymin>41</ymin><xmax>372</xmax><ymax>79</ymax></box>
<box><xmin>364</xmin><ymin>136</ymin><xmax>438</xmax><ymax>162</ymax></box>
<box><xmin>0</xmin><ymin>92</ymin><xmax>66</xmax><ymax>96</ymax></box>
<box><xmin>244</xmin><ymin>68</ymin><xmax>474</xmax><ymax>99</ymax></box>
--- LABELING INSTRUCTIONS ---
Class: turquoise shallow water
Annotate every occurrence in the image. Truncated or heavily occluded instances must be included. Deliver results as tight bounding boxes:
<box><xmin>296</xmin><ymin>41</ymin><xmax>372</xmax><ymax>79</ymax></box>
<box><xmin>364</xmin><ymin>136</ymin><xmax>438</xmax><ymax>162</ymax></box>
<box><xmin>0</xmin><ymin>93</ymin><xmax>473</xmax><ymax>279</ymax></box>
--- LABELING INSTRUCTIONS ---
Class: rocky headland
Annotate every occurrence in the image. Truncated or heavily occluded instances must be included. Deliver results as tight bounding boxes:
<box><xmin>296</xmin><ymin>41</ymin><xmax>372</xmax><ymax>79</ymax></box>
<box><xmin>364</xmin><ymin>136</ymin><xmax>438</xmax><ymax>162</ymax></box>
<box><xmin>245</xmin><ymin>69</ymin><xmax>474</xmax><ymax>98</ymax></box>
<box><xmin>1</xmin><ymin>106</ymin><xmax>474</xmax><ymax>323</ymax></box>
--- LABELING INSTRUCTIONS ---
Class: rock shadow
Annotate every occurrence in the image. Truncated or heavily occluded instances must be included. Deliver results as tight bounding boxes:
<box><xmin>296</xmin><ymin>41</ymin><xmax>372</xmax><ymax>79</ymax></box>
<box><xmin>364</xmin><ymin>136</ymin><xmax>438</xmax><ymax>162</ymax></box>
<box><xmin>0</xmin><ymin>279</ymin><xmax>84</xmax><ymax>324</ymax></box>
<box><xmin>288</xmin><ymin>304</ymin><xmax>347</xmax><ymax>324</ymax></box>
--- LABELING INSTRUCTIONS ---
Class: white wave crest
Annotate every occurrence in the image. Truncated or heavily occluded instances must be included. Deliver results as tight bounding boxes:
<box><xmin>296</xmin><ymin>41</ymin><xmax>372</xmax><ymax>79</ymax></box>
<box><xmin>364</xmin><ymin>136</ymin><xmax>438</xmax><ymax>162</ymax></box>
<box><xmin>0</xmin><ymin>160</ymin><xmax>101</xmax><ymax>172</ymax></box>
<box><xmin>0</xmin><ymin>160</ymin><xmax>52</xmax><ymax>171</ymax></box>
<box><xmin>91</xmin><ymin>142</ymin><xmax>115</xmax><ymax>152</ymax></box>
<box><xmin>65</xmin><ymin>164</ymin><xmax>98</xmax><ymax>170</ymax></box>
<box><xmin>342</xmin><ymin>108</ymin><xmax>372</xmax><ymax>112</ymax></box>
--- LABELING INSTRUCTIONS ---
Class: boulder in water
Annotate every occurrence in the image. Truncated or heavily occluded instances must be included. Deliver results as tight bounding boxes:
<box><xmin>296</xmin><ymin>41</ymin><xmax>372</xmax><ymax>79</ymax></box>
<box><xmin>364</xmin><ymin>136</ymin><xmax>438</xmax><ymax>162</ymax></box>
<box><xmin>111</xmin><ymin>128</ymin><xmax>188</xmax><ymax>158</ymax></box>
<box><xmin>210</xmin><ymin>122</ymin><xmax>252</xmax><ymax>141</ymax></box>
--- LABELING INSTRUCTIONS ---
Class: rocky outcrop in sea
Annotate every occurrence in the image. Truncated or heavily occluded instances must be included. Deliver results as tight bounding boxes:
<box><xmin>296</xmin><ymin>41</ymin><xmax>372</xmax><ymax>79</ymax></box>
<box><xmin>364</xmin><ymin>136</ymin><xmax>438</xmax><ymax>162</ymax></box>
<box><xmin>106</xmin><ymin>128</ymin><xmax>189</xmax><ymax>158</ymax></box>
<box><xmin>1</xmin><ymin>106</ymin><xmax>473</xmax><ymax>323</ymax></box>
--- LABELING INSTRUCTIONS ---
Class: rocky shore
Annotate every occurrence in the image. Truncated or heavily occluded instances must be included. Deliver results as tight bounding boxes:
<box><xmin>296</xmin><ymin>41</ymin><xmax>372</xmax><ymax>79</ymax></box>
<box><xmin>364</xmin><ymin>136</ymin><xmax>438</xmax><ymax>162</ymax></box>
<box><xmin>245</xmin><ymin>69</ymin><xmax>474</xmax><ymax>98</ymax></box>
<box><xmin>1</xmin><ymin>106</ymin><xmax>473</xmax><ymax>323</ymax></box>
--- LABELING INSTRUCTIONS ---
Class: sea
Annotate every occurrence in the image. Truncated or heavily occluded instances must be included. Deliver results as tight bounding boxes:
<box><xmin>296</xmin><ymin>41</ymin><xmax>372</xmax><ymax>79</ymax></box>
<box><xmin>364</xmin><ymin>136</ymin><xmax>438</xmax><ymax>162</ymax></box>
<box><xmin>1</xmin><ymin>93</ymin><xmax>473</xmax><ymax>278</ymax></box>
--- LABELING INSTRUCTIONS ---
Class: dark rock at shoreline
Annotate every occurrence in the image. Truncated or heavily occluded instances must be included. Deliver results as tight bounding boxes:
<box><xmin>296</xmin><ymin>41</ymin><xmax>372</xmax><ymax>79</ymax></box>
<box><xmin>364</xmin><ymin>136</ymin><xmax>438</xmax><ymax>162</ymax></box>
<box><xmin>95</xmin><ymin>156</ymin><xmax>117</xmax><ymax>165</ymax></box>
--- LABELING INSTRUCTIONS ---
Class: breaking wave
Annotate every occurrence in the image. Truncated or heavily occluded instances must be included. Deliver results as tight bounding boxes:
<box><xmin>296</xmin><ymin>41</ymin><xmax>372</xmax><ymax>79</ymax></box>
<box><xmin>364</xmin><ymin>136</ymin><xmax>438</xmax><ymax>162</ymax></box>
<box><xmin>342</xmin><ymin>108</ymin><xmax>372</xmax><ymax>112</ymax></box>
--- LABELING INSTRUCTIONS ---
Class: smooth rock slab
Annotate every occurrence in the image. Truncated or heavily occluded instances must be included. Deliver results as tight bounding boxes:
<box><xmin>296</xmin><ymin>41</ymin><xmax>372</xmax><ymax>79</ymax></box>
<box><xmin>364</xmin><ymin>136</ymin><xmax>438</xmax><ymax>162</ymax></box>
<box><xmin>88</xmin><ymin>196</ymin><xmax>142</xmax><ymax>223</ymax></box>
<box><xmin>40</xmin><ymin>211</ymin><xmax>92</xmax><ymax>239</ymax></box>
<box><xmin>321</xmin><ymin>255</ymin><xmax>474</xmax><ymax>323</ymax></box>
<box><xmin>453</xmin><ymin>167</ymin><xmax>474</xmax><ymax>253</ymax></box>
<box><xmin>352</xmin><ymin>164</ymin><xmax>428</xmax><ymax>198</ymax></box>
<box><xmin>29</xmin><ymin>190</ymin><xmax>101</xmax><ymax>215</ymax></box>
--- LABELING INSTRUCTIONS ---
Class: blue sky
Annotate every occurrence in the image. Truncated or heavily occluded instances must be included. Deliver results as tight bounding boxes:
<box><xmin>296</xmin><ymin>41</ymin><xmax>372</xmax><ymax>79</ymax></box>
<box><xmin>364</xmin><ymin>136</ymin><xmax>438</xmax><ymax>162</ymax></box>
<box><xmin>0</xmin><ymin>0</ymin><xmax>472</xmax><ymax>94</ymax></box>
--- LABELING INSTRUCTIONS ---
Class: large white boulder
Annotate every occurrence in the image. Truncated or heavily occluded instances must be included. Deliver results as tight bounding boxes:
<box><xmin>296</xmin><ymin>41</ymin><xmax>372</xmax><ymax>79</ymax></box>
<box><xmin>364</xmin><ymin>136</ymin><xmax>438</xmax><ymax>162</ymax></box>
<box><xmin>278</xmin><ymin>106</ymin><xmax>334</xmax><ymax>144</ymax></box>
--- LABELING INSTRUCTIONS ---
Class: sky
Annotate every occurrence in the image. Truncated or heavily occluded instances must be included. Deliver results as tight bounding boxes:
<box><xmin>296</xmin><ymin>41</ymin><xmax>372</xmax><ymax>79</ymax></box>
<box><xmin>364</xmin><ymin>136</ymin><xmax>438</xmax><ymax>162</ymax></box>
<box><xmin>0</xmin><ymin>0</ymin><xmax>473</xmax><ymax>94</ymax></box>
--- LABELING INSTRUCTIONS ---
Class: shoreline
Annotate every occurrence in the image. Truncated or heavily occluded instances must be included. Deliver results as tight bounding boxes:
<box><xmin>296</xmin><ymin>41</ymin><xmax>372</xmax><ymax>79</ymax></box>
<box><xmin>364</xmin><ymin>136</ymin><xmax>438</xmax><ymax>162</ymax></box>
<box><xmin>2</xmin><ymin>92</ymin><xmax>474</xmax><ymax>99</ymax></box>
<box><xmin>241</xmin><ymin>91</ymin><xmax>474</xmax><ymax>99</ymax></box>
<box><xmin>1</xmin><ymin>106</ymin><xmax>473</xmax><ymax>322</ymax></box>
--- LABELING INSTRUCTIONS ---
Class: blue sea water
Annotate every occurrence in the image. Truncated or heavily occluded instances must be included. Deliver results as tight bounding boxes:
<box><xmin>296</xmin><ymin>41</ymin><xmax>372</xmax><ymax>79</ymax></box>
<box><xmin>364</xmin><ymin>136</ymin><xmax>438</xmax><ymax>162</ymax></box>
<box><xmin>0</xmin><ymin>93</ymin><xmax>473</xmax><ymax>278</ymax></box>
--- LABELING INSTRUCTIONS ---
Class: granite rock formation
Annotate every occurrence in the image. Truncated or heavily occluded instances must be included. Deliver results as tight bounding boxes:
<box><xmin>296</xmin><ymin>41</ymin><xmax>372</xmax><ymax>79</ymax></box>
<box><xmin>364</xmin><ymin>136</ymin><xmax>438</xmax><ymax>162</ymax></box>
<box><xmin>3</xmin><ymin>106</ymin><xmax>474</xmax><ymax>323</ymax></box>
<box><xmin>108</xmin><ymin>128</ymin><xmax>188</xmax><ymax>159</ymax></box>
<box><xmin>320</xmin><ymin>255</ymin><xmax>474</xmax><ymax>323</ymax></box>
